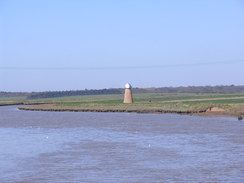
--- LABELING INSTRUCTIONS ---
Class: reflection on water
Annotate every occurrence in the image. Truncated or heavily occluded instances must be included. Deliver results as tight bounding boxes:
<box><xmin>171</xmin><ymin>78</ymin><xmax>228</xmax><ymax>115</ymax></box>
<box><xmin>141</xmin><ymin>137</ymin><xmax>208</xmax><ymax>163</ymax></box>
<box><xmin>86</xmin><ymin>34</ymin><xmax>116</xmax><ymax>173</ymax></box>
<box><xmin>0</xmin><ymin>106</ymin><xmax>243</xmax><ymax>183</ymax></box>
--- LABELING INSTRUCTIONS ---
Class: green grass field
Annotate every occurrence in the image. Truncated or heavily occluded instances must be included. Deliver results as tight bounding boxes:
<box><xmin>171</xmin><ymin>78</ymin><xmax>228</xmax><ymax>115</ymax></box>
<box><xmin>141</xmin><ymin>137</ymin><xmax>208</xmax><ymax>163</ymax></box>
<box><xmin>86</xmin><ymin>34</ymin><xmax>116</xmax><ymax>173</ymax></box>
<box><xmin>49</xmin><ymin>93</ymin><xmax>244</xmax><ymax>113</ymax></box>
<box><xmin>1</xmin><ymin>93</ymin><xmax>244</xmax><ymax>115</ymax></box>
<box><xmin>0</xmin><ymin>96</ymin><xmax>27</xmax><ymax>101</ymax></box>
<box><xmin>1</xmin><ymin>93</ymin><xmax>244</xmax><ymax>104</ymax></box>
<box><xmin>53</xmin><ymin>93</ymin><xmax>244</xmax><ymax>105</ymax></box>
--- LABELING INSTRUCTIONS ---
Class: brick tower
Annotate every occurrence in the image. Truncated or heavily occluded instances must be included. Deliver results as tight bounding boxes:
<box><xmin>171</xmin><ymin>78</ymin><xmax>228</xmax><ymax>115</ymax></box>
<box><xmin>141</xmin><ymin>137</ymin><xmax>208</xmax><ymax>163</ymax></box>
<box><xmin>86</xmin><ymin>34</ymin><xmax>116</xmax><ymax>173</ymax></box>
<box><xmin>123</xmin><ymin>83</ymin><xmax>133</xmax><ymax>103</ymax></box>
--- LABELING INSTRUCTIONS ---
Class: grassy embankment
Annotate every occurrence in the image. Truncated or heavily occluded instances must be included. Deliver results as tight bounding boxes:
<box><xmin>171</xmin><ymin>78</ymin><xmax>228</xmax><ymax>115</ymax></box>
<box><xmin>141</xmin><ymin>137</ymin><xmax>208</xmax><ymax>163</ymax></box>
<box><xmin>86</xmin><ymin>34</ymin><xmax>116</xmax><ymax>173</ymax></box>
<box><xmin>2</xmin><ymin>93</ymin><xmax>242</xmax><ymax>117</ymax></box>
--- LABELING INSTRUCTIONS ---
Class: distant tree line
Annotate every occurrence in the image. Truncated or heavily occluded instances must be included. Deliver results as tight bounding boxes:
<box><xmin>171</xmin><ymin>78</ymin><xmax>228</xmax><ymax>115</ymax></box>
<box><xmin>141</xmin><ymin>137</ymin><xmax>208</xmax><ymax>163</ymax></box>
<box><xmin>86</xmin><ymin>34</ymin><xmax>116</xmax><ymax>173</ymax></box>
<box><xmin>0</xmin><ymin>92</ymin><xmax>30</xmax><ymax>97</ymax></box>
<box><xmin>1</xmin><ymin>85</ymin><xmax>244</xmax><ymax>99</ymax></box>
<box><xmin>27</xmin><ymin>89</ymin><xmax>123</xmax><ymax>99</ymax></box>
<box><xmin>150</xmin><ymin>85</ymin><xmax>244</xmax><ymax>94</ymax></box>
<box><xmin>129</xmin><ymin>85</ymin><xmax>244</xmax><ymax>94</ymax></box>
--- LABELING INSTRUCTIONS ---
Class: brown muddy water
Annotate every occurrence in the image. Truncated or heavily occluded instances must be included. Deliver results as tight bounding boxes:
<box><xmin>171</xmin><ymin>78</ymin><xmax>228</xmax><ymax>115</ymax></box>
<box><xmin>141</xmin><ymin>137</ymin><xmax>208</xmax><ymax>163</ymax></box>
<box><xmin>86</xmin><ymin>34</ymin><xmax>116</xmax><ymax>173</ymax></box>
<box><xmin>0</xmin><ymin>106</ymin><xmax>243</xmax><ymax>183</ymax></box>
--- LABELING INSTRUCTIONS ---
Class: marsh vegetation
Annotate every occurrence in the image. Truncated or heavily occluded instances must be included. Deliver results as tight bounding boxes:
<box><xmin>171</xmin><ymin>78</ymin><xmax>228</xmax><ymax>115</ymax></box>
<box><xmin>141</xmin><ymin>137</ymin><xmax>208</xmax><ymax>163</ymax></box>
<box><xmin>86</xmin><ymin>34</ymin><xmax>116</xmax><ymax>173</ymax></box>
<box><xmin>1</xmin><ymin>93</ymin><xmax>241</xmax><ymax>117</ymax></box>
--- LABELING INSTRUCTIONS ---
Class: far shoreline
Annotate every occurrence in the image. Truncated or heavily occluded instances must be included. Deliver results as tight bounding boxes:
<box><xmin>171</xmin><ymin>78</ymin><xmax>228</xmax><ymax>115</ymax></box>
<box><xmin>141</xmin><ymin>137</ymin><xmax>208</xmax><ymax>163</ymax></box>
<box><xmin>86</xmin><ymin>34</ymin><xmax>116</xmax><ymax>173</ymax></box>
<box><xmin>1</xmin><ymin>92</ymin><xmax>243</xmax><ymax>120</ymax></box>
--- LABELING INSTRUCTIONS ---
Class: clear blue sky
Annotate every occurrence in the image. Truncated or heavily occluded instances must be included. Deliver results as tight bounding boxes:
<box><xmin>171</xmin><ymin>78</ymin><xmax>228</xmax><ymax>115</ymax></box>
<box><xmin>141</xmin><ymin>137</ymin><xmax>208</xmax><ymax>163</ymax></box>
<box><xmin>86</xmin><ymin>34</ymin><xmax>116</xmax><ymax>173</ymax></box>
<box><xmin>1</xmin><ymin>0</ymin><xmax>244</xmax><ymax>92</ymax></box>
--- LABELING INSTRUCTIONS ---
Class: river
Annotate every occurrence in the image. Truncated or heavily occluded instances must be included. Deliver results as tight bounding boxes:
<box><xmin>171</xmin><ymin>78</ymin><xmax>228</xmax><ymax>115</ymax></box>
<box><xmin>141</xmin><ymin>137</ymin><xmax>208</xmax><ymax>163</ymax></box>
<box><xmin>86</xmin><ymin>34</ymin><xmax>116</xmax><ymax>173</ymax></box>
<box><xmin>0</xmin><ymin>106</ymin><xmax>243</xmax><ymax>183</ymax></box>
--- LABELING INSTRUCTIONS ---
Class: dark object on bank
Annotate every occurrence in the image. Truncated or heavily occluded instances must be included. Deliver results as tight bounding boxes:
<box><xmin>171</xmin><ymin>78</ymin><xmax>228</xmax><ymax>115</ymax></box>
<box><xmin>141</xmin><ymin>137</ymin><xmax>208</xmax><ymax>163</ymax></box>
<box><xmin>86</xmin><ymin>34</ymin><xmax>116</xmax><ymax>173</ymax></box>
<box><xmin>238</xmin><ymin>113</ymin><xmax>243</xmax><ymax>120</ymax></box>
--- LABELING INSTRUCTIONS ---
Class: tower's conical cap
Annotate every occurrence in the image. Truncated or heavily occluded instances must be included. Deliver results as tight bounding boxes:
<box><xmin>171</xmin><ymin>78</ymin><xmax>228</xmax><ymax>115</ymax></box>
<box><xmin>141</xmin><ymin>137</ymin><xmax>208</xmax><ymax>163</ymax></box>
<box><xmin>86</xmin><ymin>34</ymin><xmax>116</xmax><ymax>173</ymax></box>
<box><xmin>125</xmin><ymin>83</ymin><xmax>132</xmax><ymax>89</ymax></box>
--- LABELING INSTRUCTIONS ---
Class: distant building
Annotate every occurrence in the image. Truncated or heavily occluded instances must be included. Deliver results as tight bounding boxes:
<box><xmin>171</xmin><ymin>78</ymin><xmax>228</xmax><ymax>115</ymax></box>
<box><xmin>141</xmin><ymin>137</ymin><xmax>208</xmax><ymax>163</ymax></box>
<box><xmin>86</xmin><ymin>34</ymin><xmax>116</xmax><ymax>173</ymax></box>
<box><xmin>123</xmin><ymin>83</ymin><xmax>133</xmax><ymax>103</ymax></box>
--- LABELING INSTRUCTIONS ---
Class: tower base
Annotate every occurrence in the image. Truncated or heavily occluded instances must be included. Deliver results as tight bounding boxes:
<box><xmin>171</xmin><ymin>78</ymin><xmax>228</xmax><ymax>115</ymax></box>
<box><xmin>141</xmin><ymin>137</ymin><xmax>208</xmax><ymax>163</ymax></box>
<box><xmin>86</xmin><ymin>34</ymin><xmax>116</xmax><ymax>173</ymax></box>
<box><xmin>123</xmin><ymin>88</ymin><xmax>133</xmax><ymax>103</ymax></box>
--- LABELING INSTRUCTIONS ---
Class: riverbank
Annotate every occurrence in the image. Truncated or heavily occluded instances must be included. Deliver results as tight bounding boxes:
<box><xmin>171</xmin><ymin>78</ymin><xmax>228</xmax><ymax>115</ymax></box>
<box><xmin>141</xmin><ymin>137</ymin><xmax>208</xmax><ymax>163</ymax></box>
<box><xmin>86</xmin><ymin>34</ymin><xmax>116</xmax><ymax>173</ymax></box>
<box><xmin>1</xmin><ymin>93</ymin><xmax>244</xmax><ymax>118</ymax></box>
<box><xmin>17</xmin><ymin>103</ymin><xmax>242</xmax><ymax>118</ymax></box>
<box><xmin>18</xmin><ymin>104</ymin><xmax>202</xmax><ymax>114</ymax></box>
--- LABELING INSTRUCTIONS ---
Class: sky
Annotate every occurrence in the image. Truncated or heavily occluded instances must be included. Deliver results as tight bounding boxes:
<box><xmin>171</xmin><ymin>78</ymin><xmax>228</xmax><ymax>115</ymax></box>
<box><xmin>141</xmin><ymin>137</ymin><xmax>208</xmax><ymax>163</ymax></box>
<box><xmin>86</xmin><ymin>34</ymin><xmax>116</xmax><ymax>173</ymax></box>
<box><xmin>0</xmin><ymin>0</ymin><xmax>244</xmax><ymax>92</ymax></box>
